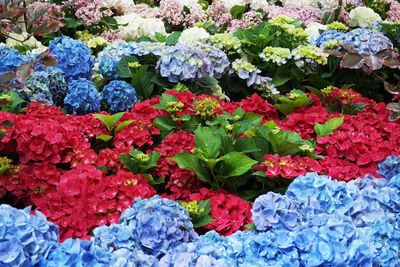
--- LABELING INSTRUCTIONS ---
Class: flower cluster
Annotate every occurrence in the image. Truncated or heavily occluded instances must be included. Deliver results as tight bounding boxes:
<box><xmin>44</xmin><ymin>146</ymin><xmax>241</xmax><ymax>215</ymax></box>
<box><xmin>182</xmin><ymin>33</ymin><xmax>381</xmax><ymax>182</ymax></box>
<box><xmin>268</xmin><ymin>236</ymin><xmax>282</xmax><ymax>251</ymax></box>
<box><xmin>0</xmin><ymin>204</ymin><xmax>59</xmax><ymax>266</ymax></box>
<box><xmin>209</xmin><ymin>34</ymin><xmax>241</xmax><ymax>53</ymax></box>
<box><xmin>64</xmin><ymin>78</ymin><xmax>101</xmax><ymax>115</ymax></box>
<box><xmin>349</xmin><ymin>6</ymin><xmax>382</xmax><ymax>28</ymax></box>
<box><xmin>259</xmin><ymin>46</ymin><xmax>292</xmax><ymax>65</ymax></box>
<box><xmin>24</xmin><ymin>67</ymin><xmax>67</xmax><ymax>106</ymax></box>
<box><xmin>291</xmin><ymin>45</ymin><xmax>328</xmax><ymax>65</ymax></box>
<box><xmin>49</xmin><ymin>36</ymin><xmax>94</xmax><ymax>81</ymax></box>
<box><xmin>254</xmin><ymin>154</ymin><xmax>322</xmax><ymax>179</ymax></box>
<box><xmin>155</xmin><ymin>43</ymin><xmax>229</xmax><ymax>83</ymax></box>
<box><xmin>101</xmin><ymin>80</ymin><xmax>138</xmax><ymax>113</ymax></box>
<box><xmin>377</xmin><ymin>155</ymin><xmax>400</xmax><ymax>182</ymax></box>
<box><xmin>94</xmin><ymin>196</ymin><xmax>198</xmax><ymax>259</ymax></box>
<box><xmin>313</xmin><ymin>28</ymin><xmax>393</xmax><ymax>54</ymax></box>
<box><xmin>0</xmin><ymin>46</ymin><xmax>28</xmax><ymax>76</ymax></box>
<box><xmin>266</xmin><ymin>5</ymin><xmax>323</xmax><ymax>25</ymax></box>
<box><xmin>115</xmin><ymin>14</ymin><xmax>167</xmax><ymax>41</ymax></box>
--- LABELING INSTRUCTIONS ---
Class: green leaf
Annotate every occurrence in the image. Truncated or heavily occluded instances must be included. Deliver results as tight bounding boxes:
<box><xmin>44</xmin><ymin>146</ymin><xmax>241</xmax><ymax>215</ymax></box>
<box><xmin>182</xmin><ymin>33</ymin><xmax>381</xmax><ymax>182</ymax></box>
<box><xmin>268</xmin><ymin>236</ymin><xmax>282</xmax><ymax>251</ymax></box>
<box><xmin>314</xmin><ymin>123</ymin><xmax>332</xmax><ymax>137</ymax></box>
<box><xmin>195</xmin><ymin>127</ymin><xmax>221</xmax><ymax>159</ymax></box>
<box><xmin>131</xmin><ymin>65</ymin><xmax>148</xmax><ymax>87</ymax></box>
<box><xmin>116</xmin><ymin>56</ymin><xmax>138</xmax><ymax>78</ymax></box>
<box><xmin>96</xmin><ymin>134</ymin><xmax>113</xmax><ymax>142</ymax></box>
<box><xmin>3</xmin><ymin>90</ymin><xmax>25</xmax><ymax>114</ymax></box>
<box><xmin>165</xmin><ymin>31</ymin><xmax>182</xmax><ymax>46</ymax></box>
<box><xmin>171</xmin><ymin>152</ymin><xmax>210</xmax><ymax>183</ymax></box>
<box><xmin>304</xmin><ymin>86</ymin><xmax>325</xmax><ymax>102</ymax></box>
<box><xmin>153</xmin><ymin>116</ymin><xmax>176</xmax><ymax>132</ymax></box>
<box><xmin>241</xmin><ymin>112</ymin><xmax>263</xmax><ymax>124</ymax></box>
<box><xmin>119</xmin><ymin>153</ymin><xmax>139</xmax><ymax>173</ymax></box>
<box><xmin>192</xmin><ymin>215</ymin><xmax>214</xmax><ymax>228</ymax></box>
<box><xmin>142</xmin><ymin>173</ymin><xmax>164</xmax><ymax>185</ymax></box>
<box><xmin>115</xmin><ymin>119</ymin><xmax>135</xmax><ymax>132</ymax></box>
<box><xmin>274</xmin><ymin>103</ymin><xmax>295</xmax><ymax>115</ymax></box>
<box><xmin>233</xmin><ymin>137</ymin><xmax>260</xmax><ymax>153</ymax></box>
<box><xmin>135</xmin><ymin>72</ymin><xmax>155</xmax><ymax>99</ymax></box>
<box><xmin>342</xmin><ymin>103</ymin><xmax>367</xmax><ymax>115</ymax></box>
<box><xmin>230</xmin><ymin>5</ymin><xmax>246</xmax><ymax>19</ymax></box>
<box><xmin>232</xmin><ymin>107</ymin><xmax>245</xmax><ymax>119</ymax></box>
<box><xmin>62</xmin><ymin>17</ymin><xmax>83</xmax><ymax>28</ymax></box>
<box><xmin>244</xmin><ymin>223</ymin><xmax>257</xmax><ymax>230</ymax></box>
<box><xmin>219</xmin><ymin>152</ymin><xmax>257</xmax><ymax>178</ymax></box>
<box><xmin>183</xmin><ymin>5</ymin><xmax>191</xmax><ymax>14</ymax></box>
<box><xmin>93</xmin><ymin>114</ymin><xmax>119</xmax><ymax>132</ymax></box>
<box><xmin>155</xmin><ymin>32</ymin><xmax>166</xmax><ymax>42</ymax></box>
<box><xmin>198</xmin><ymin>199</ymin><xmax>212</xmax><ymax>215</ymax></box>
<box><xmin>324</xmin><ymin>117</ymin><xmax>344</xmax><ymax>131</ymax></box>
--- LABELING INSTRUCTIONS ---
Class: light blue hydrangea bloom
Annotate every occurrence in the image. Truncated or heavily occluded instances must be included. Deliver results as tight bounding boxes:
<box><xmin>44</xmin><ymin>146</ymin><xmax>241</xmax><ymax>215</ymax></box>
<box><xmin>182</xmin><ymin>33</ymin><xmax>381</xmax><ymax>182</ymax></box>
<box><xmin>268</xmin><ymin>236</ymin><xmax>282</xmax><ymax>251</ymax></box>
<box><xmin>0</xmin><ymin>204</ymin><xmax>59</xmax><ymax>266</ymax></box>
<box><xmin>0</xmin><ymin>45</ymin><xmax>28</xmax><ymax>76</ymax></box>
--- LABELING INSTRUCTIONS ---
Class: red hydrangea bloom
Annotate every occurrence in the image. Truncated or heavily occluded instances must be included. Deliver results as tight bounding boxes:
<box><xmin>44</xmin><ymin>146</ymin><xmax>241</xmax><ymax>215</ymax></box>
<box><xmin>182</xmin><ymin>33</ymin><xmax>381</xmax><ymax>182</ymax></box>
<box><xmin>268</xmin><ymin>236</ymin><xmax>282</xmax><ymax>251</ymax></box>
<box><xmin>240</xmin><ymin>93</ymin><xmax>279</xmax><ymax>122</ymax></box>
<box><xmin>188</xmin><ymin>187</ymin><xmax>253</xmax><ymax>236</ymax></box>
<box><xmin>254</xmin><ymin>154</ymin><xmax>322</xmax><ymax>179</ymax></box>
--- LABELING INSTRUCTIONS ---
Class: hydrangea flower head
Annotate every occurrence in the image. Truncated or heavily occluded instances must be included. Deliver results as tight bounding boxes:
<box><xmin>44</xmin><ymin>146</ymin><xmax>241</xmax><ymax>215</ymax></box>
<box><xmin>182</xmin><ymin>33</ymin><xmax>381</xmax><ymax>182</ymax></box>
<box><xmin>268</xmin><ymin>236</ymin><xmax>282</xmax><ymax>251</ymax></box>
<box><xmin>0</xmin><ymin>204</ymin><xmax>59</xmax><ymax>266</ymax></box>
<box><xmin>41</xmin><ymin>238</ymin><xmax>112</xmax><ymax>266</ymax></box>
<box><xmin>349</xmin><ymin>6</ymin><xmax>381</xmax><ymax>28</ymax></box>
<box><xmin>94</xmin><ymin>195</ymin><xmax>198</xmax><ymax>259</ymax></box>
<box><xmin>0</xmin><ymin>45</ymin><xmax>28</xmax><ymax>76</ymax></box>
<box><xmin>49</xmin><ymin>36</ymin><xmax>94</xmax><ymax>81</ymax></box>
<box><xmin>377</xmin><ymin>155</ymin><xmax>400</xmax><ymax>181</ymax></box>
<box><xmin>64</xmin><ymin>78</ymin><xmax>101</xmax><ymax>115</ymax></box>
<box><xmin>252</xmin><ymin>192</ymin><xmax>300</xmax><ymax>231</ymax></box>
<box><xmin>101</xmin><ymin>80</ymin><xmax>138</xmax><ymax>113</ymax></box>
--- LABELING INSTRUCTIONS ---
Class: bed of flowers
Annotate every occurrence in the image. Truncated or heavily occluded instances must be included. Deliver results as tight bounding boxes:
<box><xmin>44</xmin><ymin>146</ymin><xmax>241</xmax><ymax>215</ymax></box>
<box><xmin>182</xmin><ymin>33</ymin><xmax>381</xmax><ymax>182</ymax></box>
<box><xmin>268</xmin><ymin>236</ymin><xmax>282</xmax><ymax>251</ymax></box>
<box><xmin>1</xmin><ymin>0</ymin><xmax>400</xmax><ymax>266</ymax></box>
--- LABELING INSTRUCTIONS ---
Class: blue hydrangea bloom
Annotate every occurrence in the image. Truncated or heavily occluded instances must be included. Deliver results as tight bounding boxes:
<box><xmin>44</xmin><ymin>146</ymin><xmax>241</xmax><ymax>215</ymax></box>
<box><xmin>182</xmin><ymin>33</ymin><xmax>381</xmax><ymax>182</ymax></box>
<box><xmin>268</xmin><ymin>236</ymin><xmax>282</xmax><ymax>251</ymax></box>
<box><xmin>252</xmin><ymin>192</ymin><xmax>300</xmax><ymax>231</ymax></box>
<box><xmin>377</xmin><ymin>155</ymin><xmax>400</xmax><ymax>181</ymax></box>
<box><xmin>0</xmin><ymin>204</ymin><xmax>59</xmax><ymax>266</ymax></box>
<box><xmin>312</xmin><ymin>29</ymin><xmax>393</xmax><ymax>54</ymax></box>
<box><xmin>101</xmin><ymin>80</ymin><xmax>138</xmax><ymax>113</ymax></box>
<box><xmin>38</xmin><ymin>238</ymin><xmax>112</xmax><ymax>267</ymax></box>
<box><xmin>64</xmin><ymin>78</ymin><xmax>101</xmax><ymax>115</ymax></box>
<box><xmin>49</xmin><ymin>36</ymin><xmax>94</xmax><ymax>81</ymax></box>
<box><xmin>93</xmin><ymin>195</ymin><xmax>198</xmax><ymax>260</ymax></box>
<box><xmin>128</xmin><ymin>41</ymin><xmax>165</xmax><ymax>56</ymax></box>
<box><xmin>0</xmin><ymin>45</ymin><xmax>28</xmax><ymax>76</ymax></box>
<box><xmin>196</xmin><ymin>44</ymin><xmax>229</xmax><ymax>79</ymax></box>
<box><xmin>295</xmin><ymin>213</ymin><xmax>376</xmax><ymax>266</ymax></box>
<box><xmin>96</xmin><ymin>42</ymin><xmax>137</xmax><ymax>80</ymax></box>
<box><xmin>24</xmin><ymin>67</ymin><xmax>67</xmax><ymax>106</ymax></box>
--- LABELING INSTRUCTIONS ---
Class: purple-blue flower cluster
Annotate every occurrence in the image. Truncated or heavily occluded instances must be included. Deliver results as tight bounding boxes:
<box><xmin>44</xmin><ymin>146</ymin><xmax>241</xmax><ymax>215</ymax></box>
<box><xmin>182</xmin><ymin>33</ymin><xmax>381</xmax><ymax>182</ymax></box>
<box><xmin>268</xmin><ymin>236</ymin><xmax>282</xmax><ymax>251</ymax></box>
<box><xmin>101</xmin><ymin>80</ymin><xmax>138</xmax><ymax>113</ymax></box>
<box><xmin>64</xmin><ymin>78</ymin><xmax>101</xmax><ymax>115</ymax></box>
<box><xmin>49</xmin><ymin>36</ymin><xmax>94</xmax><ymax>81</ymax></box>
<box><xmin>0</xmin><ymin>204</ymin><xmax>59</xmax><ymax>266</ymax></box>
<box><xmin>312</xmin><ymin>28</ymin><xmax>393</xmax><ymax>54</ymax></box>
<box><xmin>378</xmin><ymin>155</ymin><xmax>400</xmax><ymax>181</ymax></box>
<box><xmin>155</xmin><ymin>43</ymin><xmax>229</xmax><ymax>83</ymax></box>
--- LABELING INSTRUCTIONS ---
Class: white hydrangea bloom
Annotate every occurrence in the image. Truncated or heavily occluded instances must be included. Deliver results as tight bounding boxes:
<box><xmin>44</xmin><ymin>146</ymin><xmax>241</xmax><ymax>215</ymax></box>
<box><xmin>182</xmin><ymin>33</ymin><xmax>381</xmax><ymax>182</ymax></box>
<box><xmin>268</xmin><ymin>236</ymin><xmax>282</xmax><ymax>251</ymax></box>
<box><xmin>305</xmin><ymin>22</ymin><xmax>327</xmax><ymax>42</ymax></box>
<box><xmin>116</xmin><ymin>14</ymin><xmax>166</xmax><ymax>40</ymax></box>
<box><xmin>6</xmin><ymin>32</ymin><xmax>46</xmax><ymax>52</ymax></box>
<box><xmin>280</xmin><ymin>0</ymin><xmax>318</xmax><ymax>8</ymax></box>
<box><xmin>250</xmin><ymin>0</ymin><xmax>269</xmax><ymax>10</ymax></box>
<box><xmin>179</xmin><ymin>0</ymin><xmax>200</xmax><ymax>6</ymax></box>
<box><xmin>178</xmin><ymin>27</ymin><xmax>210</xmax><ymax>45</ymax></box>
<box><xmin>219</xmin><ymin>0</ymin><xmax>250</xmax><ymax>10</ymax></box>
<box><xmin>318</xmin><ymin>0</ymin><xmax>339</xmax><ymax>12</ymax></box>
<box><xmin>349</xmin><ymin>7</ymin><xmax>381</xmax><ymax>28</ymax></box>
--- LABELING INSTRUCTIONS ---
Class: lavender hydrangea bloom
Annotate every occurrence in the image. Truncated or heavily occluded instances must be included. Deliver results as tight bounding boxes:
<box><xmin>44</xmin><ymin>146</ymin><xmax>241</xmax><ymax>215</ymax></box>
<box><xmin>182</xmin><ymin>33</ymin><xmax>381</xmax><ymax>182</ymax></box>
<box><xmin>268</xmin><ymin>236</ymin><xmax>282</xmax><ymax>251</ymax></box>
<box><xmin>196</xmin><ymin>44</ymin><xmax>229</xmax><ymax>79</ymax></box>
<box><xmin>49</xmin><ymin>36</ymin><xmax>94</xmax><ymax>81</ymax></box>
<box><xmin>101</xmin><ymin>80</ymin><xmax>138</xmax><ymax>113</ymax></box>
<box><xmin>0</xmin><ymin>204</ymin><xmax>59</xmax><ymax>266</ymax></box>
<box><xmin>39</xmin><ymin>238</ymin><xmax>112</xmax><ymax>267</ymax></box>
<box><xmin>64</xmin><ymin>78</ymin><xmax>100</xmax><ymax>115</ymax></box>
<box><xmin>377</xmin><ymin>155</ymin><xmax>400</xmax><ymax>181</ymax></box>
<box><xmin>312</xmin><ymin>28</ymin><xmax>393</xmax><ymax>54</ymax></box>
<box><xmin>252</xmin><ymin>192</ymin><xmax>300</xmax><ymax>231</ymax></box>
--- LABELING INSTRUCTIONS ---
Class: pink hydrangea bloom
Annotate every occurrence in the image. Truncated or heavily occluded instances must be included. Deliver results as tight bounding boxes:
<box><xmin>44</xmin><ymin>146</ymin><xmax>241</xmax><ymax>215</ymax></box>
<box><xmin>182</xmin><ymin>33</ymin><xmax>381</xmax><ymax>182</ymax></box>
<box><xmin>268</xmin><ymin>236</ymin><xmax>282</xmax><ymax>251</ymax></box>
<box><xmin>72</xmin><ymin>0</ymin><xmax>112</xmax><ymax>25</ymax></box>
<box><xmin>132</xmin><ymin>3</ymin><xmax>162</xmax><ymax>18</ymax></box>
<box><xmin>387</xmin><ymin>0</ymin><xmax>400</xmax><ymax>22</ymax></box>
<box><xmin>266</xmin><ymin>5</ymin><xmax>323</xmax><ymax>25</ymax></box>
<box><xmin>159</xmin><ymin>0</ymin><xmax>185</xmax><ymax>26</ymax></box>
<box><xmin>226</xmin><ymin>11</ymin><xmax>263</xmax><ymax>33</ymax></box>
<box><xmin>206</xmin><ymin>2</ymin><xmax>232</xmax><ymax>29</ymax></box>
